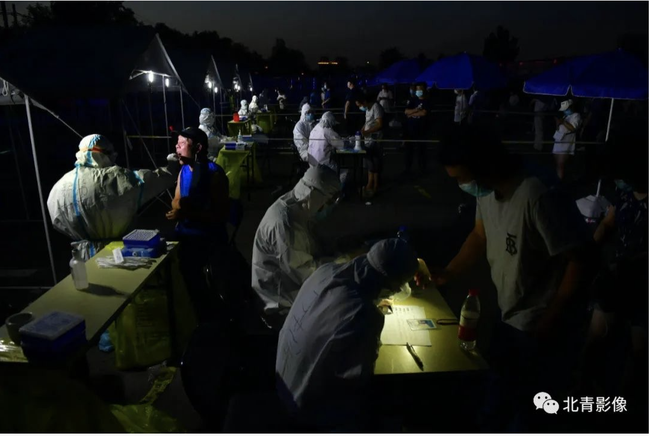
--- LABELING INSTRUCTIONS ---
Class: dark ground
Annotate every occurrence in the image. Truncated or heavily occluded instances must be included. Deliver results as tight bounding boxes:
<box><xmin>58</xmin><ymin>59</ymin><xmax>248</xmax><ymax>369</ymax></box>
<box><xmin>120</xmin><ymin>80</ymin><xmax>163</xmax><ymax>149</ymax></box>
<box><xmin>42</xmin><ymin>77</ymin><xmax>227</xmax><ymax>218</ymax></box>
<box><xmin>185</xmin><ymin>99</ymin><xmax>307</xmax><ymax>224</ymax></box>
<box><xmin>0</xmin><ymin>131</ymin><xmax>646</xmax><ymax>432</ymax></box>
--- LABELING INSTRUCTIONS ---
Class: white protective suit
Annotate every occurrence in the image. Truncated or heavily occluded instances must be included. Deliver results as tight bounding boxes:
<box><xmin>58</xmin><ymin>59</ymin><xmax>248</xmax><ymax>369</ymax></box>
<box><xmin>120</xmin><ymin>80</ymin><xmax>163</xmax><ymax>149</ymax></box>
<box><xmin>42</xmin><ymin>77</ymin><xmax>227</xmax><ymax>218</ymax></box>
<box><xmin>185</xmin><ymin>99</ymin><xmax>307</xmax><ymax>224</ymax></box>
<box><xmin>47</xmin><ymin>134</ymin><xmax>179</xmax><ymax>260</ymax></box>
<box><xmin>308</xmin><ymin>111</ymin><xmax>345</xmax><ymax>170</ymax></box>
<box><xmin>249</xmin><ymin>95</ymin><xmax>260</xmax><ymax>114</ymax></box>
<box><xmin>199</xmin><ymin>108</ymin><xmax>224</xmax><ymax>158</ymax></box>
<box><xmin>276</xmin><ymin>238</ymin><xmax>419</xmax><ymax>428</ymax></box>
<box><xmin>292</xmin><ymin>103</ymin><xmax>313</xmax><ymax>162</ymax></box>
<box><xmin>238</xmin><ymin>100</ymin><xmax>249</xmax><ymax>117</ymax></box>
<box><xmin>251</xmin><ymin>166</ymin><xmax>341</xmax><ymax>322</ymax></box>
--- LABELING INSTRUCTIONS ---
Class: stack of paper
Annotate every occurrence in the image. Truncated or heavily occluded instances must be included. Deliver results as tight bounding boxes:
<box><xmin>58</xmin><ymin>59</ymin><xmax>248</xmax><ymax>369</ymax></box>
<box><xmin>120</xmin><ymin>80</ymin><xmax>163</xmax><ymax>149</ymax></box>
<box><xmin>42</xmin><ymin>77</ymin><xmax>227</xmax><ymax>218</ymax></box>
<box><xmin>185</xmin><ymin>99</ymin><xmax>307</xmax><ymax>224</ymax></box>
<box><xmin>380</xmin><ymin>305</ymin><xmax>432</xmax><ymax>346</ymax></box>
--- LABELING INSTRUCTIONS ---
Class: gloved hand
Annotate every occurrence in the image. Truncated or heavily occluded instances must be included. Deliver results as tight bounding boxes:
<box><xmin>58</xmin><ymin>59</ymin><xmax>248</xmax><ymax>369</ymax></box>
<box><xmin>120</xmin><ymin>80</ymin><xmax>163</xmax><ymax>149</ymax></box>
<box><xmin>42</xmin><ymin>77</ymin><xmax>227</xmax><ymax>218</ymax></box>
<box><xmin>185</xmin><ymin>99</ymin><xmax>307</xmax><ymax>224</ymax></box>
<box><xmin>166</xmin><ymin>153</ymin><xmax>179</xmax><ymax>162</ymax></box>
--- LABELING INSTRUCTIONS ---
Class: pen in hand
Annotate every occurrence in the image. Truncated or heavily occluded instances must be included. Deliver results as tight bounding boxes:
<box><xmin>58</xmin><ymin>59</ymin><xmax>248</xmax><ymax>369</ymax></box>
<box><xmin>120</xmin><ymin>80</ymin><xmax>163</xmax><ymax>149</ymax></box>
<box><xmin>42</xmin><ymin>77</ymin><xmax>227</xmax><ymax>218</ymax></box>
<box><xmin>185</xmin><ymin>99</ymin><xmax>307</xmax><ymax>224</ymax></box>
<box><xmin>406</xmin><ymin>342</ymin><xmax>424</xmax><ymax>370</ymax></box>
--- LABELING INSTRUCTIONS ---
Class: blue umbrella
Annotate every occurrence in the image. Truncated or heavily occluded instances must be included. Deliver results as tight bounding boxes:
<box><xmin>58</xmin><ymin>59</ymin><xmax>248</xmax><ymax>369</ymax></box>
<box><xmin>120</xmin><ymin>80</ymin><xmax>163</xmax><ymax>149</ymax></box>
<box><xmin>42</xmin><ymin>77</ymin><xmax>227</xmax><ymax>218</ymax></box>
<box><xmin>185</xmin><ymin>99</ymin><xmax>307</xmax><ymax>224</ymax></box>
<box><xmin>524</xmin><ymin>49</ymin><xmax>648</xmax><ymax>100</ymax></box>
<box><xmin>524</xmin><ymin>49</ymin><xmax>649</xmax><ymax>202</ymax></box>
<box><xmin>416</xmin><ymin>53</ymin><xmax>507</xmax><ymax>90</ymax></box>
<box><xmin>370</xmin><ymin>59</ymin><xmax>422</xmax><ymax>86</ymax></box>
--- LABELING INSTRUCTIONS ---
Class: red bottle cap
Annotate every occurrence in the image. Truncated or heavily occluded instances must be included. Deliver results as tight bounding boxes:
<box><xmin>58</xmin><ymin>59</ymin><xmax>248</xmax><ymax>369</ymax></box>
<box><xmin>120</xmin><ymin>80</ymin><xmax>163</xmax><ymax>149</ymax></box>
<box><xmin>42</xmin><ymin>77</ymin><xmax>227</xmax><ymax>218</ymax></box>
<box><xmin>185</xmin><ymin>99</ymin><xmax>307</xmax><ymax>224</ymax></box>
<box><xmin>468</xmin><ymin>289</ymin><xmax>479</xmax><ymax>297</ymax></box>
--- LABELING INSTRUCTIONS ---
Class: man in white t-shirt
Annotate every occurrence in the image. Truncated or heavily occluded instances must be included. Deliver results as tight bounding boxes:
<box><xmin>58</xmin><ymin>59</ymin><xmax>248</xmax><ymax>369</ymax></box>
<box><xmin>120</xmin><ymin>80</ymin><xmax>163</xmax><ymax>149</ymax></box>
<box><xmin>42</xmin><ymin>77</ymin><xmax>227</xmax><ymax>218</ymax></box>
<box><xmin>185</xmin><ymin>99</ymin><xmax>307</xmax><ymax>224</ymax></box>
<box><xmin>530</xmin><ymin>98</ymin><xmax>548</xmax><ymax>152</ymax></box>
<box><xmin>433</xmin><ymin>125</ymin><xmax>591</xmax><ymax>431</ymax></box>
<box><xmin>454</xmin><ymin>89</ymin><xmax>468</xmax><ymax>124</ymax></box>
<box><xmin>356</xmin><ymin>94</ymin><xmax>384</xmax><ymax>197</ymax></box>
<box><xmin>553</xmin><ymin>99</ymin><xmax>582</xmax><ymax>181</ymax></box>
<box><xmin>376</xmin><ymin>84</ymin><xmax>393</xmax><ymax>112</ymax></box>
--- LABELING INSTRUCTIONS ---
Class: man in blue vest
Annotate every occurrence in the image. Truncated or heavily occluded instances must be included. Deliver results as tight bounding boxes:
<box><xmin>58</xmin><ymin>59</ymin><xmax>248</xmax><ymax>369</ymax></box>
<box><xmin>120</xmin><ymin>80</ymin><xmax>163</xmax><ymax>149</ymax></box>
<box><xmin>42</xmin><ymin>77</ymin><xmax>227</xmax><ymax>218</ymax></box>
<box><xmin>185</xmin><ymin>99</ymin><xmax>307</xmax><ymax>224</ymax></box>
<box><xmin>166</xmin><ymin>127</ymin><xmax>230</xmax><ymax>322</ymax></box>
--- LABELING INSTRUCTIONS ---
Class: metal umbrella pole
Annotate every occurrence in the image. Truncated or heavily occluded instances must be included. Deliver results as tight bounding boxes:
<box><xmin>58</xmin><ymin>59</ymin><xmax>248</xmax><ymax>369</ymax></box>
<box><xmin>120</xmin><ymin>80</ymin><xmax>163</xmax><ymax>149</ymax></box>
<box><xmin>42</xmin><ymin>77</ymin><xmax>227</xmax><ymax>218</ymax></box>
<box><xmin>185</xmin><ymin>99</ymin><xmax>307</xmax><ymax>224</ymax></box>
<box><xmin>595</xmin><ymin>98</ymin><xmax>615</xmax><ymax>197</ymax></box>
<box><xmin>25</xmin><ymin>96</ymin><xmax>58</xmax><ymax>285</ymax></box>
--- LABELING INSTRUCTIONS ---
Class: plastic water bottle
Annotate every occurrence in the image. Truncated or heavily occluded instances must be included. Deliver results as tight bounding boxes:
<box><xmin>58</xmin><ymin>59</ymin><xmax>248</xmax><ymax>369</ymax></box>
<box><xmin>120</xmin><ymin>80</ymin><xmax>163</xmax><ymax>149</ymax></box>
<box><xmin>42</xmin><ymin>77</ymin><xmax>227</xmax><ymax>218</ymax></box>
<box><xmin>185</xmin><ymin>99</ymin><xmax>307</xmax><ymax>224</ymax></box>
<box><xmin>70</xmin><ymin>247</ymin><xmax>89</xmax><ymax>291</ymax></box>
<box><xmin>237</xmin><ymin>129</ymin><xmax>243</xmax><ymax>144</ymax></box>
<box><xmin>397</xmin><ymin>225</ymin><xmax>409</xmax><ymax>242</ymax></box>
<box><xmin>354</xmin><ymin>131</ymin><xmax>362</xmax><ymax>151</ymax></box>
<box><xmin>458</xmin><ymin>289</ymin><xmax>480</xmax><ymax>350</ymax></box>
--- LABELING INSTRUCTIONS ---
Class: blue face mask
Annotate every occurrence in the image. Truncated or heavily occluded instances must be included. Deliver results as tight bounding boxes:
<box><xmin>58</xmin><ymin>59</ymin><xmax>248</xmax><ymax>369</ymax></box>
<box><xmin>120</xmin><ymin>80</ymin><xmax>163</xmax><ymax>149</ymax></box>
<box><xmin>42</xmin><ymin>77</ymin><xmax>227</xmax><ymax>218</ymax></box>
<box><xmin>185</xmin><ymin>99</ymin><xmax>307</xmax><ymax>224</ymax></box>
<box><xmin>564</xmin><ymin>109</ymin><xmax>573</xmax><ymax>116</ymax></box>
<box><xmin>415</xmin><ymin>90</ymin><xmax>424</xmax><ymax>98</ymax></box>
<box><xmin>458</xmin><ymin>180</ymin><xmax>493</xmax><ymax>197</ymax></box>
<box><xmin>306</xmin><ymin>113</ymin><xmax>314</xmax><ymax>122</ymax></box>
<box><xmin>359</xmin><ymin>106</ymin><xmax>367</xmax><ymax>112</ymax></box>
<box><xmin>315</xmin><ymin>204</ymin><xmax>334</xmax><ymax>221</ymax></box>
<box><xmin>615</xmin><ymin>179</ymin><xmax>634</xmax><ymax>192</ymax></box>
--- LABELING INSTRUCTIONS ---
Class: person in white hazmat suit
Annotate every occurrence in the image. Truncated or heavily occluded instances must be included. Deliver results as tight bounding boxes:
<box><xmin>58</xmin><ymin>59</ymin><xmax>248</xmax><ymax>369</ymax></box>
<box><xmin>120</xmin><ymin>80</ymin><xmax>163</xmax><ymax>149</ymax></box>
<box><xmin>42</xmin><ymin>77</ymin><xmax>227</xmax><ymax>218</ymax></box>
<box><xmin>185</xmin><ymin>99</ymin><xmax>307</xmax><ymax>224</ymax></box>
<box><xmin>47</xmin><ymin>134</ymin><xmax>180</xmax><ymax>260</ymax></box>
<box><xmin>238</xmin><ymin>99</ymin><xmax>249</xmax><ymax>117</ymax></box>
<box><xmin>198</xmin><ymin>108</ymin><xmax>225</xmax><ymax>159</ymax></box>
<box><xmin>251</xmin><ymin>165</ymin><xmax>341</xmax><ymax>328</ymax></box>
<box><xmin>249</xmin><ymin>95</ymin><xmax>260</xmax><ymax>114</ymax></box>
<box><xmin>276</xmin><ymin>238</ymin><xmax>430</xmax><ymax>431</ymax></box>
<box><xmin>307</xmin><ymin>111</ymin><xmax>345</xmax><ymax>171</ymax></box>
<box><xmin>292</xmin><ymin>103</ymin><xmax>314</xmax><ymax>162</ymax></box>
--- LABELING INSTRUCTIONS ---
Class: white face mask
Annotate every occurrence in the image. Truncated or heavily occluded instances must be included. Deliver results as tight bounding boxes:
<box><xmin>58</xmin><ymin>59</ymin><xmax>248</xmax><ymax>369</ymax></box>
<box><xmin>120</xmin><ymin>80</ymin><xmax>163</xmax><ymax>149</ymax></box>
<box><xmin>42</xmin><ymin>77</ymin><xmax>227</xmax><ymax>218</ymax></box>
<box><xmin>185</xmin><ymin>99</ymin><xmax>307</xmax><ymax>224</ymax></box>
<box><xmin>374</xmin><ymin>282</ymin><xmax>412</xmax><ymax>305</ymax></box>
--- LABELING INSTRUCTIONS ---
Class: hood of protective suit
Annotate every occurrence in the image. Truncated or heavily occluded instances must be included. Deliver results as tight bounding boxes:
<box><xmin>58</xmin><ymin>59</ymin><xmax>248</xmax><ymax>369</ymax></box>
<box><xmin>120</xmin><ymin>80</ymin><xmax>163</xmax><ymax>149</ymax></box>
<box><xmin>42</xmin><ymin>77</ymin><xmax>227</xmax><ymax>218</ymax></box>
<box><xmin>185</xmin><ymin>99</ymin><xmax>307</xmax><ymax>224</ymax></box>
<box><xmin>240</xmin><ymin>99</ymin><xmax>248</xmax><ymax>108</ymax></box>
<box><xmin>199</xmin><ymin>108</ymin><xmax>216</xmax><ymax>128</ymax></box>
<box><xmin>367</xmin><ymin>238</ymin><xmax>419</xmax><ymax>287</ymax></box>
<box><xmin>319</xmin><ymin>111</ymin><xmax>338</xmax><ymax>129</ymax></box>
<box><xmin>299</xmin><ymin>103</ymin><xmax>311</xmax><ymax>122</ymax></box>
<box><xmin>251</xmin><ymin>95</ymin><xmax>258</xmax><ymax>103</ymax></box>
<box><xmin>292</xmin><ymin>165</ymin><xmax>341</xmax><ymax>216</ymax></box>
<box><xmin>75</xmin><ymin>134</ymin><xmax>116</xmax><ymax>168</ymax></box>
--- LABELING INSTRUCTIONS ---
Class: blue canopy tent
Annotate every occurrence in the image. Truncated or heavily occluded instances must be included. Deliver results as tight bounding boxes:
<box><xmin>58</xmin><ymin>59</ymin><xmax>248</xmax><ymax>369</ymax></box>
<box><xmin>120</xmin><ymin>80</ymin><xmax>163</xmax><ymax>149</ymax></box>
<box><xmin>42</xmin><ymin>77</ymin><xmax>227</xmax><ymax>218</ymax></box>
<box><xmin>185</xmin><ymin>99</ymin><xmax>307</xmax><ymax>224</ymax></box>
<box><xmin>416</xmin><ymin>53</ymin><xmax>507</xmax><ymax>90</ymax></box>
<box><xmin>369</xmin><ymin>59</ymin><xmax>422</xmax><ymax>86</ymax></box>
<box><xmin>524</xmin><ymin>49</ymin><xmax>649</xmax><ymax>216</ymax></box>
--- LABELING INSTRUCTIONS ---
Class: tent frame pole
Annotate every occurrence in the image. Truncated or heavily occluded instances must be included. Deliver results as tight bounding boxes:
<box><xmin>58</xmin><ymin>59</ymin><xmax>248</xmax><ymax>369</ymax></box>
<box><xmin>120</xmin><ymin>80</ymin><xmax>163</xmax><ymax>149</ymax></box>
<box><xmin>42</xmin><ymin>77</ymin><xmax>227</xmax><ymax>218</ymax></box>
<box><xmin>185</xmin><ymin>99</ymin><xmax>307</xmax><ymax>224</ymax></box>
<box><xmin>179</xmin><ymin>87</ymin><xmax>185</xmax><ymax>129</ymax></box>
<box><xmin>119</xmin><ymin>98</ymin><xmax>131</xmax><ymax>169</ymax></box>
<box><xmin>25</xmin><ymin>96</ymin><xmax>58</xmax><ymax>285</ymax></box>
<box><xmin>162</xmin><ymin>80</ymin><xmax>170</xmax><ymax>150</ymax></box>
<box><xmin>6</xmin><ymin>110</ymin><xmax>30</xmax><ymax>220</ymax></box>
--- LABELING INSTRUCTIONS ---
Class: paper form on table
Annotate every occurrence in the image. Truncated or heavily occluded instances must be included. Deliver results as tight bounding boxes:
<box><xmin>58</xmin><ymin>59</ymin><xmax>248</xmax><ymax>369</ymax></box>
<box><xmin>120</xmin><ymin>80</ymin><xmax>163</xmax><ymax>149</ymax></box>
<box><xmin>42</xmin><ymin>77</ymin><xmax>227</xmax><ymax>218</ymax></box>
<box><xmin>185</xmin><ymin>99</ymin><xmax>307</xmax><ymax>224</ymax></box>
<box><xmin>380</xmin><ymin>305</ymin><xmax>432</xmax><ymax>346</ymax></box>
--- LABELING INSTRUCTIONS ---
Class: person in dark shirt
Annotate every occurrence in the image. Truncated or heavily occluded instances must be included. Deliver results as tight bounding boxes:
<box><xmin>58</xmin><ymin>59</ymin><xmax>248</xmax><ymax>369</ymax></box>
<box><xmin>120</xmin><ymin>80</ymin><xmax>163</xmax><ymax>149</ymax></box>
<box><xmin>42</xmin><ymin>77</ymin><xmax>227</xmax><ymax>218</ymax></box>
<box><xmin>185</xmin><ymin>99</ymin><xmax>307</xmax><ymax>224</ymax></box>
<box><xmin>321</xmin><ymin>82</ymin><xmax>332</xmax><ymax>110</ymax></box>
<box><xmin>344</xmin><ymin>79</ymin><xmax>362</xmax><ymax>135</ymax></box>
<box><xmin>403</xmin><ymin>83</ymin><xmax>432</xmax><ymax>176</ymax></box>
<box><xmin>583</xmin><ymin>129</ymin><xmax>648</xmax><ymax>411</ymax></box>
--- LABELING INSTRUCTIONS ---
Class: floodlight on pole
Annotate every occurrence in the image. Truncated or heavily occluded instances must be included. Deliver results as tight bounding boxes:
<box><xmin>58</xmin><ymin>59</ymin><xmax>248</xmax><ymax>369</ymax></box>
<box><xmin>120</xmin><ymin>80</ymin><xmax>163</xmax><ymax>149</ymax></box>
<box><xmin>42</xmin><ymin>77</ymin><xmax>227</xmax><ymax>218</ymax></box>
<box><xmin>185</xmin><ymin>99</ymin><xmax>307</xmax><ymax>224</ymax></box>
<box><xmin>148</xmin><ymin>71</ymin><xmax>154</xmax><ymax>83</ymax></box>
<box><xmin>207</xmin><ymin>81</ymin><xmax>213</xmax><ymax>89</ymax></box>
<box><xmin>214</xmin><ymin>87</ymin><xmax>218</xmax><ymax>94</ymax></box>
<box><xmin>165</xmin><ymin>78</ymin><xmax>170</xmax><ymax>87</ymax></box>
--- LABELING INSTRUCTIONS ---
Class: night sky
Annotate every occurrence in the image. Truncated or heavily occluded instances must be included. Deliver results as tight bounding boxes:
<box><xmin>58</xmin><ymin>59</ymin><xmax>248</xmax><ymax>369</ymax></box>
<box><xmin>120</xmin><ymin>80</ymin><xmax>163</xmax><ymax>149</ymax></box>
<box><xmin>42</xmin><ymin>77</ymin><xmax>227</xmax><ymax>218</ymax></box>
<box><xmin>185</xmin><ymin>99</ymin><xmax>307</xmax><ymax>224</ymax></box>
<box><xmin>15</xmin><ymin>1</ymin><xmax>650</xmax><ymax>66</ymax></box>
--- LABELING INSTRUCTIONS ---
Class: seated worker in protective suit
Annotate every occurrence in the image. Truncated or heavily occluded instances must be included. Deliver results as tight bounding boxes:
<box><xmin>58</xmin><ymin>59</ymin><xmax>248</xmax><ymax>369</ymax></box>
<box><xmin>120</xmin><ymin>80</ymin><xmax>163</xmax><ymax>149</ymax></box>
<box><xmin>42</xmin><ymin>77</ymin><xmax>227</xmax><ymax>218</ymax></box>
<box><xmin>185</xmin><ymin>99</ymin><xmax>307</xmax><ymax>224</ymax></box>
<box><xmin>251</xmin><ymin>165</ymin><xmax>341</xmax><ymax>329</ymax></box>
<box><xmin>249</xmin><ymin>95</ymin><xmax>260</xmax><ymax>114</ymax></box>
<box><xmin>238</xmin><ymin>99</ymin><xmax>249</xmax><ymax>117</ymax></box>
<box><xmin>308</xmin><ymin>111</ymin><xmax>345</xmax><ymax>171</ymax></box>
<box><xmin>276</xmin><ymin>238</ymin><xmax>430</xmax><ymax>431</ymax></box>
<box><xmin>47</xmin><ymin>134</ymin><xmax>180</xmax><ymax>260</ymax></box>
<box><xmin>292</xmin><ymin>103</ymin><xmax>314</xmax><ymax>162</ymax></box>
<box><xmin>166</xmin><ymin>127</ymin><xmax>230</xmax><ymax>322</ymax></box>
<box><xmin>198</xmin><ymin>107</ymin><xmax>225</xmax><ymax>159</ymax></box>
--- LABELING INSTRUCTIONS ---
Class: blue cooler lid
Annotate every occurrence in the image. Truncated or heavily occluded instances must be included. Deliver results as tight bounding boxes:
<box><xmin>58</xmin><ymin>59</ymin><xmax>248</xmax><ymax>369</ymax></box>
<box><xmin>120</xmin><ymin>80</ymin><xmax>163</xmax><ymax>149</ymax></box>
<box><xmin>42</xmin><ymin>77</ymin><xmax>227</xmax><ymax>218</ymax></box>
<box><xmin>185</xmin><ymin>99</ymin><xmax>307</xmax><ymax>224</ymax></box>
<box><xmin>19</xmin><ymin>311</ymin><xmax>85</xmax><ymax>341</ymax></box>
<box><xmin>123</xmin><ymin>229</ymin><xmax>161</xmax><ymax>249</ymax></box>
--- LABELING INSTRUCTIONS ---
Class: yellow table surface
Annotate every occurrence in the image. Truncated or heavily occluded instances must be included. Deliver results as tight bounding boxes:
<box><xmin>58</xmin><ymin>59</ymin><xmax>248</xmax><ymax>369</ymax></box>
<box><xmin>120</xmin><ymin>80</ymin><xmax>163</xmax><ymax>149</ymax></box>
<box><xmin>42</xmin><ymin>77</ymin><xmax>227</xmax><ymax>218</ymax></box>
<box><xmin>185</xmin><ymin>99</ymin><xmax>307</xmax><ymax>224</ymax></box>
<box><xmin>227</xmin><ymin>120</ymin><xmax>252</xmax><ymax>136</ymax></box>
<box><xmin>0</xmin><ymin>242</ymin><xmax>179</xmax><ymax>349</ymax></box>
<box><xmin>374</xmin><ymin>286</ymin><xmax>488</xmax><ymax>375</ymax></box>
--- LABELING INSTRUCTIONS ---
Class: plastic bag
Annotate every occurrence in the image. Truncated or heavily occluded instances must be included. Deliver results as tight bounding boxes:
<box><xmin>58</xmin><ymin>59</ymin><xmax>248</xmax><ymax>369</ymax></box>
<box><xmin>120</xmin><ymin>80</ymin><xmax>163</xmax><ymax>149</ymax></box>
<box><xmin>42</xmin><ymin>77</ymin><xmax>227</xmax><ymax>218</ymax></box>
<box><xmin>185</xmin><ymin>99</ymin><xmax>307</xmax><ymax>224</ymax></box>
<box><xmin>109</xmin><ymin>286</ymin><xmax>171</xmax><ymax>370</ymax></box>
<box><xmin>110</xmin><ymin>366</ymin><xmax>186</xmax><ymax>433</ymax></box>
